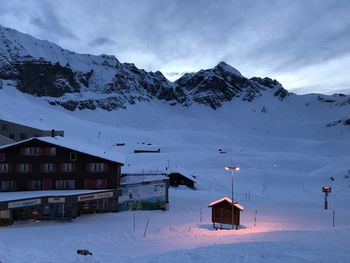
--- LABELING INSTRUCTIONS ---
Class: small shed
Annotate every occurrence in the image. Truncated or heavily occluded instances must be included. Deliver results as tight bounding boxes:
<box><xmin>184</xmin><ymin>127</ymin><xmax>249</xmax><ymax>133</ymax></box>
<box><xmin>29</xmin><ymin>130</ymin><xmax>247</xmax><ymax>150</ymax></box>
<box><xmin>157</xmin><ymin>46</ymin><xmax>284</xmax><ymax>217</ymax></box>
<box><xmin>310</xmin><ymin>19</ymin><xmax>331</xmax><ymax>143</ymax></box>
<box><xmin>208</xmin><ymin>197</ymin><xmax>244</xmax><ymax>230</ymax></box>
<box><xmin>167</xmin><ymin>168</ymin><xmax>196</xmax><ymax>189</ymax></box>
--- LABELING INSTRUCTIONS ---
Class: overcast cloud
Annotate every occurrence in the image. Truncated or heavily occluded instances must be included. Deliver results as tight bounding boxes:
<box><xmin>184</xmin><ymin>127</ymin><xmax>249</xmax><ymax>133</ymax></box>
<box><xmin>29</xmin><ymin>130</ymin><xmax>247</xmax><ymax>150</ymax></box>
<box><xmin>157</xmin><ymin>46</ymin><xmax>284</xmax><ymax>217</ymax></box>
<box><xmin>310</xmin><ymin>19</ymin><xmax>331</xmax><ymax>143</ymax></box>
<box><xmin>0</xmin><ymin>0</ymin><xmax>349</xmax><ymax>94</ymax></box>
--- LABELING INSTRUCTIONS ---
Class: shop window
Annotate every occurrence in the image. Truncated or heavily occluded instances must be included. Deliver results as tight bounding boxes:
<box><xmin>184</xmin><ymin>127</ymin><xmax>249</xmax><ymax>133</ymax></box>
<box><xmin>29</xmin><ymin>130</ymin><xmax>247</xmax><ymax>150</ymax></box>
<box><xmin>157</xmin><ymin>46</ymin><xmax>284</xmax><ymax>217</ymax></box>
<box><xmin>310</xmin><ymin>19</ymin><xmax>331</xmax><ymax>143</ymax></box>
<box><xmin>70</xmin><ymin>152</ymin><xmax>77</xmax><ymax>161</ymax></box>
<box><xmin>42</xmin><ymin>205</ymin><xmax>51</xmax><ymax>216</ymax></box>
<box><xmin>0</xmin><ymin>153</ymin><xmax>5</xmax><ymax>162</ymax></box>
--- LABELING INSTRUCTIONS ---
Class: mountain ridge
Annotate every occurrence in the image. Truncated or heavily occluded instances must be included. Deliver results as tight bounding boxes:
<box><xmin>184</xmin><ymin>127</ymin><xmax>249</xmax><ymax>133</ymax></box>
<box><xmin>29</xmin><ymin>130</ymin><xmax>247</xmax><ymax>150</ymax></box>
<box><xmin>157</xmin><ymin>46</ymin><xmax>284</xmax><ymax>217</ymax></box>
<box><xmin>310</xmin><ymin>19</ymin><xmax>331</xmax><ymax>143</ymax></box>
<box><xmin>0</xmin><ymin>24</ymin><xmax>349</xmax><ymax>113</ymax></box>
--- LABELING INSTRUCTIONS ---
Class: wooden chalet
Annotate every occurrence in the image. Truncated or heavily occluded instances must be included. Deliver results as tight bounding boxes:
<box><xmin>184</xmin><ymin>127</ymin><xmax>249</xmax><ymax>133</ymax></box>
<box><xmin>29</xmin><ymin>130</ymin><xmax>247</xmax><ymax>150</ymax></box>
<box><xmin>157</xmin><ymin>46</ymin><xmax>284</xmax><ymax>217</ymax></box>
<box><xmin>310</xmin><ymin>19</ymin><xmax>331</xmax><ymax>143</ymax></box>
<box><xmin>0</xmin><ymin>136</ymin><xmax>125</xmax><ymax>226</ymax></box>
<box><xmin>208</xmin><ymin>197</ymin><xmax>244</xmax><ymax>230</ymax></box>
<box><xmin>0</xmin><ymin>136</ymin><xmax>124</xmax><ymax>192</ymax></box>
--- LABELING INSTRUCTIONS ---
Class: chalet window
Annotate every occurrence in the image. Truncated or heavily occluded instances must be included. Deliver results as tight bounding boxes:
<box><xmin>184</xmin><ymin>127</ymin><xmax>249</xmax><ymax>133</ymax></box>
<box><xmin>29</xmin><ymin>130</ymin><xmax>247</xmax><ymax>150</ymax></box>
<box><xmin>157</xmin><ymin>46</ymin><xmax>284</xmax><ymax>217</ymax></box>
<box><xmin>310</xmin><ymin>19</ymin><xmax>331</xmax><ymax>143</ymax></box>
<box><xmin>96</xmin><ymin>179</ymin><xmax>107</xmax><ymax>189</ymax></box>
<box><xmin>87</xmin><ymin>163</ymin><xmax>108</xmax><ymax>173</ymax></box>
<box><xmin>29</xmin><ymin>180</ymin><xmax>41</xmax><ymax>190</ymax></box>
<box><xmin>61</xmin><ymin>163</ymin><xmax>75</xmax><ymax>173</ymax></box>
<box><xmin>9</xmin><ymin>133</ymin><xmax>15</xmax><ymax>139</ymax></box>
<box><xmin>43</xmin><ymin>163</ymin><xmax>55</xmax><ymax>173</ymax></box>
<box><xmin>55</xmin><ymin>180</ymin><xmax>75</xmax><ymax>190</ymax></box>
<box><xmin>23</xmin><ymin>147</ymin><xmax>40</xmax><ymax>156</ymax></box>
<box><xmin>18</xmin><ymin>163</ymin><xmax>31</xmax><ymax>173</ymax></box>
<box><xmin>1</xmin><ymin>124</ymin><xmax>8</xmax><ymax>131</ymax></box>
<box><xmin>0</xmin><ymin>153</ymin><xmax>5</xmax><ymax>162</ymax></box>
<box><xmin>0</xmin><ymin>181</ymin><xmax>13</xmax><ymax>191</ymax></box>
<box><xmin>45</xmin><ymin>147</ymin><xmax>56</xmax><ymax>156</ymax></box>
<box><xmin>20</xmin><ymin>133</ymin><xmax>27</xmax><ymax>140</ymax></box>
<box><xmin>70</xmin><ymin>153</ymin><xmax>77</xmax><ymax>161</ymax></box>
<box><xmin>83</xmin><ymin>179</ymin><xmax>107</xmax><ymax>189</ymax></box>
<box><xmin>0</xmin><ymin>163</ymin><xmax>9</xmax><ymax>173</ymax></box>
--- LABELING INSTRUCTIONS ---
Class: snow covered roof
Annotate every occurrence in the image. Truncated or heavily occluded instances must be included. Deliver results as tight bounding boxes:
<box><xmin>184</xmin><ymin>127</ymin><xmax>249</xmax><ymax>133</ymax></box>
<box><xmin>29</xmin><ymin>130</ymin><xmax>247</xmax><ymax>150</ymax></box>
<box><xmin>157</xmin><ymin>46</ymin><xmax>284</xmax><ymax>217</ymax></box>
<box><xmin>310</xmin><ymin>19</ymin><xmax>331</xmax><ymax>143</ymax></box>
<box><xmin>0</xmin><ymin>117</ymin><xmax>63</xmax><ymax>131</ymax></box>
<box><xmin>120</xmin><ymin>174</ymin><xmax>168</xmax><ymax>185</ymax></box>
<box><xmin>208</xmin><ymin>197</ymin><xmax>244</xmax><ymax>211</ymax></box>
<box><xmin>168</xmin><ymin>167</ymin><xmax>197</xmax><ymax>183</ymax></box>
<box><xmin>0</xmin><ymin>189</ymin><xmax>110</xmax><ymax>202</ymax></box>
<box><xmin>0</xmin><ymin>137</ymin><xmax>125</xmax><ymax>164</ymax></box>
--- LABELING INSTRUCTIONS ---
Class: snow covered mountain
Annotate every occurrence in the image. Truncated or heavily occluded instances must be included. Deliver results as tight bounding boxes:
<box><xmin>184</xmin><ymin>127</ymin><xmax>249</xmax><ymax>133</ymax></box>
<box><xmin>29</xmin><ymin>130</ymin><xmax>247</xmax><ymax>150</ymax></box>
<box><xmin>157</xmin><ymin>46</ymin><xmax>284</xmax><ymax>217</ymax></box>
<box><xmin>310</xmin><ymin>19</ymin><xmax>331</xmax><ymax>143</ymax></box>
<box><xmin>0</xmin><ymin>24</ymin><xmax>349</xmax><ymax>129</ymax></box>
<box><xmin>2</xmin><ymin>24</ymin><xmax>348</xmax><ymax>113</ymax></box>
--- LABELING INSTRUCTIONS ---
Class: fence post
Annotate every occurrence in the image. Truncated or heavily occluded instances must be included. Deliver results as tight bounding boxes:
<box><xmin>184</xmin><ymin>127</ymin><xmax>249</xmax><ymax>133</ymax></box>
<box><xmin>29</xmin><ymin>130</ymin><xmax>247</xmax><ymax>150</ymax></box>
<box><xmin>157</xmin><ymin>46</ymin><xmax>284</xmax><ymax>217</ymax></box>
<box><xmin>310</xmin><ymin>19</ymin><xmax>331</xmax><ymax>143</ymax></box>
<box><xmin>143</xmin><ymin>218</ymin><xmax>149</xmax><ymax>237</ymax></box>
<box><xmin>254</xmin><ymin>210</ymin><xmax>257</xmax><ymax>227</ymax></box>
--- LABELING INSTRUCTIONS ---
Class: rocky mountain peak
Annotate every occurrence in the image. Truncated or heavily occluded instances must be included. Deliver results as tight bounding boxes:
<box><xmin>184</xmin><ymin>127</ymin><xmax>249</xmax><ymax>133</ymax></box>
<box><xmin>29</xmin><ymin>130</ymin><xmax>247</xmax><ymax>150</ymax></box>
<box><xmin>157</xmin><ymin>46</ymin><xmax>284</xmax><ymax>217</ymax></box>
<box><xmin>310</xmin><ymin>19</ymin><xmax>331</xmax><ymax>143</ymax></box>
<box><xmin>0</xmin><ymin>24</ymin><xmax>294</xmax><ymax>111</ymax></box>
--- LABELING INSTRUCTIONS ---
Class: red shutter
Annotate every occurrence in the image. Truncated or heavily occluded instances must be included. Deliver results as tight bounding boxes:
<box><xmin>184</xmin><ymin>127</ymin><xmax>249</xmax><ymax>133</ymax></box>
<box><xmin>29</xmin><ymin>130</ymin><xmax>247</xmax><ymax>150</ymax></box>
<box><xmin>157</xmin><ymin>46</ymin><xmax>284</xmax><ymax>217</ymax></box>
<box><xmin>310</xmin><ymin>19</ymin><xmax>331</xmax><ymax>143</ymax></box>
<box><xmin>91</xmin><ymin>180</ymin><xmax>97</xmax><ymax>189</ymax></box>
<box><xmin>86</xmin><ymin>164</ymin><xmax>90</xmax><ymax>172</ymax></box>
<box><xmin>43</xmin><ymin>179</ymin><xmax>52</xmax><ymax>190</ymax></box>
<box><xmin>8</xmin><ymin>164</ymin><xmax>12</xmax><ymax>173</ymax></box>
<box><xmin>53</xmin><ymin>164</ymin><xmax>56</xmax><ymax>173</ymax></box>
<box><xmin>44</xmin><ymin>148</ymin><xmax>48</xmax><ymax>156</ymax></box>
<box><xmin>102</xmin><ymin>179</ymin><xmax>107</xmax><ymax>188</ymax></box>
<box><xmin>16</xmin><ymin>164</ymin><xmax>20</xmax><ymax>172</ymax></box>
<box><xmin>104</xmin><ymin>164</ymin><xmax>109</xmax><ymax>172</ymax></box>
<box><xmin>29</xmin><ymin>164</ymin><xmax>32</xmax><ymax>173</ymax></box>
<box><xmin>59</xmin><ymin>164</ymin><xmax>63</xmax><ymax>172</ymax></box>
<box><xmin>40</xmin><ymin>164</ymin><xmax>44</xmax><ymax>173</ymax></box>
<box><xmin>27</xmin><ymin>181</ymin><xmax>32</xmax><ymax>190</ymax></box>
<box><xmin>72</xmin><ymin>163</ymin><xmax>76</xmax><ymax>172</ymax></box>
<box><xmin>11</xmin><ymin>181</ymin><xmax>17</xmax><ymax>191</ymax></box>
<box><xmin>21</xmin><ymin>148</ymin><xmax>25</xmax><ymax>155</ymax></box>
<box><xmin>39</xmin><ymin>148</ymin><xmax>44</xmax><ymax>156</ymax></box>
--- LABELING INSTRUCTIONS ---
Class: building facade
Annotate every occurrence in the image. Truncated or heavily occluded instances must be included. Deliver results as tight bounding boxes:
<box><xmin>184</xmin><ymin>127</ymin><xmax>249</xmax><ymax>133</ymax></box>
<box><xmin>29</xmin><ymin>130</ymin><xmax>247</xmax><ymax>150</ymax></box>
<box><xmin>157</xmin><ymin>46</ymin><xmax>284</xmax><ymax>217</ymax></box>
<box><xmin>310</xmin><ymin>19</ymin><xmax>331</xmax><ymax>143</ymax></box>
<box><xmin>0</xmin><ymin>119</ymin><xmax>64</xmax><ymax>142</ymax></box>
<box><xmin>0</xmin><ymin>137</ymin><xmax>123</xmax><ymax>192</ymax></box>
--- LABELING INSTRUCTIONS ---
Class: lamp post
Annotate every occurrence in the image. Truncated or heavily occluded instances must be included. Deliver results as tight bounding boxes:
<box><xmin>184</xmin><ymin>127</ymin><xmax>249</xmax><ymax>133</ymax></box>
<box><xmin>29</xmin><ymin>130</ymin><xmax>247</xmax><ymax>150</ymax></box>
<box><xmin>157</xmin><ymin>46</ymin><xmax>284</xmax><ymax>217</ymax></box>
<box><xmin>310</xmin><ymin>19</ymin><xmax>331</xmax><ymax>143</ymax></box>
<box><xmin>224</xmin><ymin>166</ymin><xmax>240</xmax><ymax>229</ymax></box>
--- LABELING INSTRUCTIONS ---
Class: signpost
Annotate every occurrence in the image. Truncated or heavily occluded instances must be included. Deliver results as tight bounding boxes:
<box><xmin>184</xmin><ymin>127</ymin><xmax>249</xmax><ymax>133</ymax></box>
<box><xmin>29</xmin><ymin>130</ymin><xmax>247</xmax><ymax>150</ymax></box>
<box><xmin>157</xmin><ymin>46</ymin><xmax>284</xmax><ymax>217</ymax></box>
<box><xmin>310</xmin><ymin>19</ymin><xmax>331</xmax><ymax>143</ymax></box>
<box><xmin>322</xmin><ymin>186</ymin><xmax>331</xmax><ymax>209</ymax></box>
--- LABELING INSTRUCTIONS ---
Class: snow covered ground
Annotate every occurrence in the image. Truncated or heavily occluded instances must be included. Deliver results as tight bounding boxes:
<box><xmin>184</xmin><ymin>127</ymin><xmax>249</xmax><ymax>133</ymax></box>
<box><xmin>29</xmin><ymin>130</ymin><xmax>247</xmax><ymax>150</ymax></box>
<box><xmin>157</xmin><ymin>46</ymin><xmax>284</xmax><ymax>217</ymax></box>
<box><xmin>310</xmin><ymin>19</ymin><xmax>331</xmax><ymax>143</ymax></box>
<box><xmin>0</xmin><ymin>84</ymin><xmax>349</xmax><ymax>262</ymax></box>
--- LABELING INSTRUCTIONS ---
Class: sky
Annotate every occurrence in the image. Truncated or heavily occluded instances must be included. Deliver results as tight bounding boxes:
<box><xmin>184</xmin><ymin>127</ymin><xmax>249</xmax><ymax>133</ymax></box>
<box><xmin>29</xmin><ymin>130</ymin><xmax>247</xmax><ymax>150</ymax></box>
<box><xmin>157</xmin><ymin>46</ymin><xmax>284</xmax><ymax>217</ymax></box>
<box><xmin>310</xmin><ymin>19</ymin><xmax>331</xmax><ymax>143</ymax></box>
<box><xmin>0</xmin><ymin>0</ymin><xmax>349</xmax><ymax>94</ymax></box>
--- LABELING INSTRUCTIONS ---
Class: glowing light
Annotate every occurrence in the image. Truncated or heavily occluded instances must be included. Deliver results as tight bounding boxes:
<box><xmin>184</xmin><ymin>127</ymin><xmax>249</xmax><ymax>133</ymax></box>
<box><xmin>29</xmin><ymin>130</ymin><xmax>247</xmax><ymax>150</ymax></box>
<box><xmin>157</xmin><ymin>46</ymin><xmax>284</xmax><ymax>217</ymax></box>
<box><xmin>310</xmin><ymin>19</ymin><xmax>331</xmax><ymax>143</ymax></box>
<box><xmin>224</xmin><ymin>166</ymin><xmax>240</xmax><ymax>171</ymax></box>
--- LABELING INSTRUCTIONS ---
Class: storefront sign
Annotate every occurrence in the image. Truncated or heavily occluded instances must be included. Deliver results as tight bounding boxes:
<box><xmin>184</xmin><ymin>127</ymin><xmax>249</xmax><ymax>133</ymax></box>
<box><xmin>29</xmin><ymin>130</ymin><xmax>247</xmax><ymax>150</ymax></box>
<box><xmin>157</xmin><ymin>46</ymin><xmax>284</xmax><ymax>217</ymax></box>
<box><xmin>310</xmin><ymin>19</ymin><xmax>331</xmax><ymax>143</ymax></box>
<box><xmin>48</xmin><ymin>197</ymin><xmax>66</xmax><ymax>203</ymax></box>
<box><xmin>78</xmin><ymin>192</ymin><xmax>113</xmax><ymax>202</ymax></box>
<box><xmin>8</xmin><ymin>198</ymin><xmax>41</xmax><ymax>209</ymax></box>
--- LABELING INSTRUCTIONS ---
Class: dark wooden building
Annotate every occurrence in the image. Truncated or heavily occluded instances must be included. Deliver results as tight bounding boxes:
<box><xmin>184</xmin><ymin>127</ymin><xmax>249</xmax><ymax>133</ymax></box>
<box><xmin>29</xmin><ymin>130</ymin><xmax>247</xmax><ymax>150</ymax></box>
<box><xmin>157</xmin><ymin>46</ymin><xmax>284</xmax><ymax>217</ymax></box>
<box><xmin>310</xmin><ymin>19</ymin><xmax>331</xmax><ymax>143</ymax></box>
<box><xmin>168</xmin><ymin>169</ymin><xmax>196</xmax><ymax>189</ymax></box>
<box><xmin>208</xmin><ymin>197</ymin><xmax>244</xmax><ymax>230</ymax></box>
<box><xmin>0</xmin><ymin>136</ymin><xmax>124</xmax><ymax>192</ymax></box>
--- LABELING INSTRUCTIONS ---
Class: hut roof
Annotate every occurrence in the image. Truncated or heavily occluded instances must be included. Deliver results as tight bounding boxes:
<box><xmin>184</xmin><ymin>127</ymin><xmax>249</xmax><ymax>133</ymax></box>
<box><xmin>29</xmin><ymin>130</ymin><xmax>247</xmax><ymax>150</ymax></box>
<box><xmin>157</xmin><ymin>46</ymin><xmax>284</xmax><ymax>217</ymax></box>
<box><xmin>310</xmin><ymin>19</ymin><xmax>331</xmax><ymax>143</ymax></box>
<box><xmin>168</xmin><ymin>167</ymin><xmax>197</xmax><ymax>183</ymax></box>
<box><xmin>208</xmin><ymin>197</ymin><xmax>244</xmax><ymax>211</ymax></box>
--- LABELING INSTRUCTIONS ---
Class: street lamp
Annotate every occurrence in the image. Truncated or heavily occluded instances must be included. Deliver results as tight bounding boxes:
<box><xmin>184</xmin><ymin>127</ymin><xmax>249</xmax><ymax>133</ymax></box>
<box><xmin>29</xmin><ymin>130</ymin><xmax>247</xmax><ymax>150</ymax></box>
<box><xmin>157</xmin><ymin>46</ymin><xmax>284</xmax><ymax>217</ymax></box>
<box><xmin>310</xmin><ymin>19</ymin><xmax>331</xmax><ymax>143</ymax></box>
<box><xmin>224</xmin><ymin>166</ymin><xmax>240</xmax><ymax>229</ymax></box>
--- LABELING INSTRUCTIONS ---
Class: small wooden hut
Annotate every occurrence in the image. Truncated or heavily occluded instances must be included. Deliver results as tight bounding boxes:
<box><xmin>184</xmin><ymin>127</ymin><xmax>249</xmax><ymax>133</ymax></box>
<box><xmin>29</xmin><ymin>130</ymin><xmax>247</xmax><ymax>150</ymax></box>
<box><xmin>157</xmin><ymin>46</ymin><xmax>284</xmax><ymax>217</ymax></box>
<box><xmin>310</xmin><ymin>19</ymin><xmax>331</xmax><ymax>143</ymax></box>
<box><xmin>208</xmin><ymin>197</ymin><xmax>244</xmax><ymax>230</ymax></box>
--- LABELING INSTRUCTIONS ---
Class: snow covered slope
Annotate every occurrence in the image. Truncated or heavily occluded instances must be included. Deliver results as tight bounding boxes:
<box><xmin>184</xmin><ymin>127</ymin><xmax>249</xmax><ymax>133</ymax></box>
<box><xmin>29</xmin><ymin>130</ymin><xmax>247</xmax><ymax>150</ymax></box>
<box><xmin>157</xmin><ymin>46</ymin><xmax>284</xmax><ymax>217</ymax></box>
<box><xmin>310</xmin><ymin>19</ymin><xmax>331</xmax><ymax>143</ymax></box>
<box><xmin>0</xmin><ymin>74</ymin><xmax>349</xmax><ymax>263</ymax></box>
